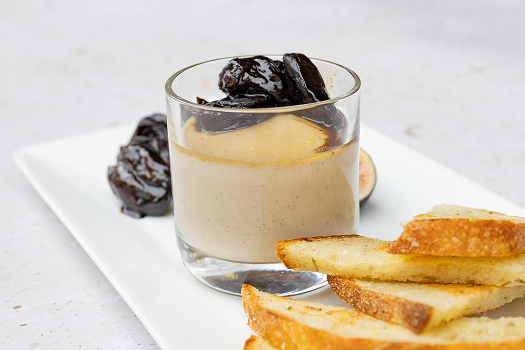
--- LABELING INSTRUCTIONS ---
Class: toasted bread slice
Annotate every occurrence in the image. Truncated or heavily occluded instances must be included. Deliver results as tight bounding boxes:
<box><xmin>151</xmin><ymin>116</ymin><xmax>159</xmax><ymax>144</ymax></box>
<box><xmin>242</xmin><ymin>284</ymin><xmax>525</xmax><ymax>349</ymax></box>
<box><xmin>243</xmin><ymin>335</ymin><xmax>276</xmax><ymax>350</ymax></box>
<box><xmin>388</xmin><ymin>205</ymin><xmax>525</xmax><ymax>257</ymax></box>
<box><xmin>276</xmin><ymin>235</ymin><xmax>525</xmax><ymax>286</ymax></box>
<box><xmin>328</xmin><ymin>276</ymin><xmax>525</xmax><ymax>333</ymax></box>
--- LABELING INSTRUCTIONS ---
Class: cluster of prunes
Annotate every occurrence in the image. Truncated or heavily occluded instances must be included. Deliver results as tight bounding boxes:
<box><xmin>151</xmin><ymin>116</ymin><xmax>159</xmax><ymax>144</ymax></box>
<box><xmin>187</xmin><ymin>53</ymin><xmax>346</xmax><ymax>144</ymax></box>
<box><xmin>108</xmin><ymin>114</ymin><xmax>172</xmax><ymax>218</ymax></box>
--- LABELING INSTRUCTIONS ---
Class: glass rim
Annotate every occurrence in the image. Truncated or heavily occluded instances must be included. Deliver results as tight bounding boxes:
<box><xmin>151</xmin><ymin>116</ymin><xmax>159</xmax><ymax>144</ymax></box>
<box><xmin>165</xmin><ymin>54</ymin><xmax>361</xmax><ymax>113</ymax></box>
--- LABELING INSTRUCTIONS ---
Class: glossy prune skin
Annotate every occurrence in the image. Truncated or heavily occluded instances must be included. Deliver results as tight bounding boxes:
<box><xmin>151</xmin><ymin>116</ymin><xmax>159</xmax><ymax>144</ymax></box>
<box><xmin>108</xmin><ymin>114</ymin><xmax>171</xmax><ymax>218</ymax></box>
<box><xmin>283</xmin><ymin>53</ymin><xmax>330</xmax><ymax>104</ymax></box>
<box><xmin>132</xmin><ymin>114</ymin><xmax>169</xmax><ymax>165</ymax></box>
<box><xmin>219</xmin><ymin>56</ymin><xmax>291</xmax><ymax>101</ymax></box>
<box><xmin>108</xmin><ymin>137</ymin><xmax>171</xmax><ymax>218</ymax></box>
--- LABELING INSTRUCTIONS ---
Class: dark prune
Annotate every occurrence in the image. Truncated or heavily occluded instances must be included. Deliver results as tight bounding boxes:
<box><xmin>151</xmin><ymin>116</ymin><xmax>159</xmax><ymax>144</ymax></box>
<box><xmin>294</xmin><ymin>104</ymin><xmax>347</xmax><ymax>146</ymax></box>
<box><xmin>197</xmin><ymin>93</ymin><xmax>277</xmax><ymax>109</ymax></box>
<box><xmin>108</xmin><ymin>137</ymin><xmax>171</xmax><ymax>218</ymax></box>
<box><xmin>190</xmin><ymin>54</ymin><xmax>348</xmax><ymax>142</ymax></box>
<box><xmin>276</xmin><ymin>99</ymin><xmax>293</xmax><ymax>107</ymax></box>
<box><xmin>181</xmin><ymin>102</ymin><xmax>272</xmax><ymax>133</ymax></box>
<box><xmin>219</xmin><ymin>56</ymin><xmax>291</xmax><ymax>101</ymax></box>
<box><xmin>108</xmin><ymin>114</ymin><xmax>171</xmax><ymax>218</ymax></box>
<box><xmin>283</xmin><ymin>53</ymin><xmax>330</xmax><ymax>104</ymax></box>
<box><xmin>132</xmin><ymin>114</ymin><xmax>169</xmax><ymax>165</ymax></box>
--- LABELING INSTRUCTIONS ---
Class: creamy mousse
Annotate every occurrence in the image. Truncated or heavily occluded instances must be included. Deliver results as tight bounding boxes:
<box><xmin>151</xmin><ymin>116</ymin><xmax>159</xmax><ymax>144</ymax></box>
<box><xmin>169</xmin><ymin>113</ymin><xmax>359</xmax><ymax>263</ymax></box>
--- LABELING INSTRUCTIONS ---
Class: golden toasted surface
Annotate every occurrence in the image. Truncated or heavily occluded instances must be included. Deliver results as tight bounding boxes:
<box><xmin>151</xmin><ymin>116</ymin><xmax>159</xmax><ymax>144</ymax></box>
<box><xmin>275</xmin><ymin>235</ymin><xmax>525</xmax><ymax>286</ymax></box>
<box><xmin>243</xmin><ymin>335</ymin><xmax>276</xmax><ymax>350</ymax></box>
<box><xmin>241</xmin><ymin>284</ymin><xmax>525</xmax><ymax>349</ymax></box>
<box><xmin>328</xmin><ymin>276</ymin><xmax>525</xmax><ymax>334</ymax></box>
<box><xmin>418</xmin><ymin>205</ymin><xmax>525</xmax><ymax>223</ymax></box>
<box><xmin>389</xmin><ymin>205</ymin><xmax>525</xmax><ymax>257</ymax></box>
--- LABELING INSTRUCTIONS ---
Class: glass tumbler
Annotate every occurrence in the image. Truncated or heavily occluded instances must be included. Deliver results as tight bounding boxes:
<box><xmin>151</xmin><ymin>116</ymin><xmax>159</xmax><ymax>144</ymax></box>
<box><xmin>165</xmin><ymin>55</ymin><xmax>361</xmax><ymax>296</ymax></box>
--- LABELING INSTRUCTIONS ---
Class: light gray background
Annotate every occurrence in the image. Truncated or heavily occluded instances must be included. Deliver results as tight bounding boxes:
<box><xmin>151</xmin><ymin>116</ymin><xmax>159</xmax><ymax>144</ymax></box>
<box><xmin>2</xmin><ymin>0</ymin><xmax>524</xmax><ymax>348</ymax></box>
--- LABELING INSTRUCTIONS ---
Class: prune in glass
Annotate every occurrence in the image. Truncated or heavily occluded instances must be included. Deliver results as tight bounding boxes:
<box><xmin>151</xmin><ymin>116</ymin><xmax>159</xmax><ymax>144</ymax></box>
<box><xmin>181</xmin><ymin>101</ymin><xmax>272</xmax><ymax>133</ymax></box>
<box><xmin>219</xmin><ymin>56</ymin><xmax>291</xmax><ymax>101</ymax></box>
<box><xmin>108</xmin><ymin>137</ymin><xmax>171</xmax><ymax>218</ymax></box>
<box><xmin>295</xmin><ymin>104</ymin><xmax>348</xmax><ymax>146</ymax></box>
<box><xmin>197</xmin><ymin>93</ymin><xmax>277</xmax><ymax>109</ymax></box>
<box><xmin>283</xmin><ymin>53</ymin><xmax>330</xmax><ymax>104</ymax></box>
<box><xmin>276</xmin><ymin>99</ymin><xmax>293</xmax><ymax>107</ymax></box>
<box><xmin>132</xmin><ymin>113</ymin><xmax>169</xmax><ymax>165</ymax></box>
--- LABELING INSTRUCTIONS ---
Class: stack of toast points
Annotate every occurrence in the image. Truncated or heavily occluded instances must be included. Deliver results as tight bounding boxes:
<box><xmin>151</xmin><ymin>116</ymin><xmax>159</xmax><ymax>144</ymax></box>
<box><xmin>242</xmin><ymin>205</ymin><xmax>525</xmax><ymax>349</ymax></box>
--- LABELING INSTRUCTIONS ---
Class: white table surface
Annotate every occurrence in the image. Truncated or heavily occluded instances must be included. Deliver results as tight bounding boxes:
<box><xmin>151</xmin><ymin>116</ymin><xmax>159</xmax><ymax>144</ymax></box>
<box><xmin>2</xmin><ymin>1</ymin><xmax>524</xmax><ymax>349</ymax></box>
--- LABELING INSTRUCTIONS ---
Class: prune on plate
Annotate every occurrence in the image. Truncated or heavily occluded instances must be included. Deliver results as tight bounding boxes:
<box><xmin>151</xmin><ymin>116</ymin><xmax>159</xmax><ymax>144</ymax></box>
<box><xmin>108</xmin><ymin>114</ymin><xmax>171</xmax><ymax>218</ymax></box>
<box><xmin>219</xmin><ymin>56</ymin><xmax>291</xmax><ymax>101</ymax></box>
<box><xmin>283</xmin><ymin>53</ymin><xmax>330</xmax><ymax>104</ymax></box>
<box><xmin>132</xmin><ymin>113</ymin><xmax>169</xmax><ymax>165</ymax></box>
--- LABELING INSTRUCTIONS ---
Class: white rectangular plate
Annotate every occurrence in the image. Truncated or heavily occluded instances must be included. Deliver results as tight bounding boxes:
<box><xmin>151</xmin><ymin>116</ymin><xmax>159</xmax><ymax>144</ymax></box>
<box><xmin>13</xmin><ymin>124</ymin><xmax>525</xmax><ymax>350</ymax></box>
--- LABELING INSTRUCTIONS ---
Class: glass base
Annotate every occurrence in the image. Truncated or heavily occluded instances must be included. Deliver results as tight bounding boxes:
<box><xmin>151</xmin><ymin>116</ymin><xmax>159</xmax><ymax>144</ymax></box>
<box><xmin>177</xmin><ymin>235</ymin><xmax>327</xmax><ymax>296</ymax></box>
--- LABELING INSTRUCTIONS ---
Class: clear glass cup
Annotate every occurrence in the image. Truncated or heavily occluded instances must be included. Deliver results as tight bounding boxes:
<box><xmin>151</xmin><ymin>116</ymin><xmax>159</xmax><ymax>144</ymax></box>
<box><xmin>165</xmin><ymin>55</ymin><xmax>361</xmax><ymax>296</ymax></box>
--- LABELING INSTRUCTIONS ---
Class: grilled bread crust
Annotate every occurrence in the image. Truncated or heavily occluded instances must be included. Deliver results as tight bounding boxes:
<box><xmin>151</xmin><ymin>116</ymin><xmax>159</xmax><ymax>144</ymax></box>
<box><xmin>327</xmin><ymin>276</ymin><xmax>525</xmax><ymax>334</ymax></box>
<box><xmin>388</xmin><ymin>205</ymin><xmax>525</xmax><ymax>257</ymax></box>
<box><xmin>328</xmin><ymin>275</ymin><xmax>433</xmax><ymax>333</ymax></box>
<box><xmin>241</xmin><ymin>285</ymin><xmax>525</xmax><ymax>350</ymax></box>
<box><xmin>275</xmin><ymin>235</ymin><xmax>525</xmax><ymax>286</ymax></box>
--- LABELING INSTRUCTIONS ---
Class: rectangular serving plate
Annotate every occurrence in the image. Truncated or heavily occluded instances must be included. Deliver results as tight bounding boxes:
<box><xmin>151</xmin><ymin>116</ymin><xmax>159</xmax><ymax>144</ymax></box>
<box><xmin>13</xmin><ymin>123</ymin><xmax>525</xmax><ymax>350</ymax></box>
